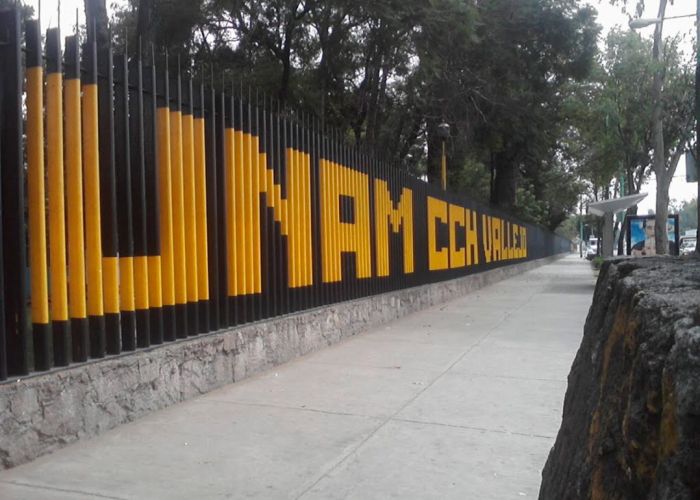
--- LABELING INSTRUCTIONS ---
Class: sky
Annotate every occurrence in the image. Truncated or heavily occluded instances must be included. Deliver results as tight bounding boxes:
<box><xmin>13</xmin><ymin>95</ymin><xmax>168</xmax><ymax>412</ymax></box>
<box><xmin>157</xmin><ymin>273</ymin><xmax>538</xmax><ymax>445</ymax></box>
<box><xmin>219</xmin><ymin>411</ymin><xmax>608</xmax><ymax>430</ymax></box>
<box><xmin>24</xmin><ymin>0</ymin><xmax>699</xmax><ymax>213</ymax></box>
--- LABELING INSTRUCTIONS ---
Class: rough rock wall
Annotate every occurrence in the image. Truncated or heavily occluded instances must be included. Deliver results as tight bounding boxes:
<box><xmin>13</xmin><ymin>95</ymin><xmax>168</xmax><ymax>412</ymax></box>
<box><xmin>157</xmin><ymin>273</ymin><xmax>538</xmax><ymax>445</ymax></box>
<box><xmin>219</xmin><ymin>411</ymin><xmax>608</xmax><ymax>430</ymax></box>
<box><xmin>539</xmin><ymin>257</ymin><xmax>700</xmax><ymax>499</ymax></box>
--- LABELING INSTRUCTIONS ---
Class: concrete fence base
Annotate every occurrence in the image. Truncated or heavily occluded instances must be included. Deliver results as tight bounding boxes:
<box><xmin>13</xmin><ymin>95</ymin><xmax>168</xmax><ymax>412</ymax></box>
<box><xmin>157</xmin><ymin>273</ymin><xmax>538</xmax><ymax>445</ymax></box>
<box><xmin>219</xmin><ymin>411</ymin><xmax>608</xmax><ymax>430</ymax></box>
<box><xmin>0</xmin><ymin>255</ymin><xmax>562</xmax><ymax>469</ymax></box>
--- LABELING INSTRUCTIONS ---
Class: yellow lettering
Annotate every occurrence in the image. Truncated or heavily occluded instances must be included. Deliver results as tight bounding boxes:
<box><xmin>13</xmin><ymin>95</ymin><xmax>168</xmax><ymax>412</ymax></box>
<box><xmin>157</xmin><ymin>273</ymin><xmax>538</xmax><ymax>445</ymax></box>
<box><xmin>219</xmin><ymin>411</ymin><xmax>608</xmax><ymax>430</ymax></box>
<box><xmin>428</xmin><ymin>197</ymin><xmax>449</xmax><ymax>270</ymax></box>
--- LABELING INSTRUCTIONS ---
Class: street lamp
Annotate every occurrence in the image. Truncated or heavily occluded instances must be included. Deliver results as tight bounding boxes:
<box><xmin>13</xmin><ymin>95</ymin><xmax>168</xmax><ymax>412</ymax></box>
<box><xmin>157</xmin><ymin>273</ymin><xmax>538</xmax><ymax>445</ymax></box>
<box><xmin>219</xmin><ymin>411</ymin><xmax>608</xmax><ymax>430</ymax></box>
<box><xmin>630</xmin><ymin>5</ymin><xmax>699</xmax><ymax>255</ymax></box>
<box><xmin>436</xmin><ymin>122</ymin><xmax>450</xmax><ymax>190</ymax></box>
<box><xmin>628</xmin><ymin>13</ymin><xmax>695</xmax><ymax>29</ymax></box>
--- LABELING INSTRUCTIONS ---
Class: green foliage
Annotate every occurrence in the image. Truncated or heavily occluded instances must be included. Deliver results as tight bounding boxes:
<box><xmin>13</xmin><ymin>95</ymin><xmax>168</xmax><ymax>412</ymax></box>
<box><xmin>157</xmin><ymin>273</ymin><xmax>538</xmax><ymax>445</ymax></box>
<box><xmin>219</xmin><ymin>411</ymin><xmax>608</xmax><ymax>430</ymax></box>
<box><xmin>448</xmin><ymin>157</ymin><xmax>490</xmax><ymax>204</ymax></box>
<box><xmin>556</xmin><ymin>215</ymin><xmax>580</xmax><ymax>240</ymax></box>
<box><xmin>106</xmin><ymin>0</ymin><xmax>599</xmax><ymax>225</ymax></box>
<box><xmin>592</xmin><ymin>255</ymin><xmax>605</xmax><ymax>269</ymax></box>
<box><xmin>670</xmin><ymin>198</ymin><xmax>698</xmax><ymax>234</ymax></box>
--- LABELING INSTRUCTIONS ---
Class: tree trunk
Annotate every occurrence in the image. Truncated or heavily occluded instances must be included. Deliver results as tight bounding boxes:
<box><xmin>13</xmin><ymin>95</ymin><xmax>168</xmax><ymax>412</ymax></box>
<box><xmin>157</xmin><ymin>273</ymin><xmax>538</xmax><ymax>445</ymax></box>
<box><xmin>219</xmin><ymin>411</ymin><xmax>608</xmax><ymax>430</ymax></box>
<box><xmin>602</xmin><ymin>211</ymin><xmax>614</xmax><ymax>257</ymax></box>
<box><xmin>655</xmin><ymin>171</ymin><xmax>672</xmax><ymax>254</ymax></box>
<box><xmin>651</xmin><ymin>0</ymin><xmax>669</xmax><ymax>254</ymax></box>
<box><xmin>491</xmin><ymin>150</ymin><xmax>517</xmax><ymax>210</ymax></box>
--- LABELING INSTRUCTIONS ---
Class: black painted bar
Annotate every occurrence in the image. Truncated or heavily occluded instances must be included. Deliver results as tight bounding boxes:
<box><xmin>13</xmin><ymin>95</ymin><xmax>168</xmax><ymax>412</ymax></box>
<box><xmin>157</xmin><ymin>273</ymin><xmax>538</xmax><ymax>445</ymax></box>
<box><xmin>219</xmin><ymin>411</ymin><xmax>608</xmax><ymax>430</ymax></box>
<box><xmin>0</xmin><ymin>9</ymin><xmax>24</xmax><ymax>379</ymax></box>
<box><xmin>115</xmin><ymin>52</ymin><xmax>137</xmax><ymax>351</ymax></box>
<box><xmin>144</xmin><ymin>52</ymin><xmax>164</xmax><ymax>344</ymax></box>
<box><xmin>205</xmin><ymin>83</ymin><xmax>220</xmax><ymax>332</ymax></box>
<box><xmin>97</xmin><ymin>36</ymin><xmax>118</xmax><ymax>357</ymax></box>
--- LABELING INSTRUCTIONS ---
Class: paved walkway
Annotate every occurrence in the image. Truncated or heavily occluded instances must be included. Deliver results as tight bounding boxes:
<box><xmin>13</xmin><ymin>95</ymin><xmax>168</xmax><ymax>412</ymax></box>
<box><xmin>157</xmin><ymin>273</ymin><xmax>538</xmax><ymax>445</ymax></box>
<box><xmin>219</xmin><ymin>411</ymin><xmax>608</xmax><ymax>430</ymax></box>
<box><xmin>0</xmin><ymin>255</ymin><xmax>595</xmax><ymax>500</ymax></box>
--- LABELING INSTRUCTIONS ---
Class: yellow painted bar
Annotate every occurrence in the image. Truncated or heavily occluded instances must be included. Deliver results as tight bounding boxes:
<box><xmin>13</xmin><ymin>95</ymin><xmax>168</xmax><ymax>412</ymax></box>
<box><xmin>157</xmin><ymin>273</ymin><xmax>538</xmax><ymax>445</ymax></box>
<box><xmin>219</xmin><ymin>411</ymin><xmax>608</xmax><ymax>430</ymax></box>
<box><xmin>288</xmin><ymin>148</ymin><xmax>299</xmax><ymax>287</ymax></box>
<box><xmin>234</xmin><ymin>128</ymin><xmax>246</xmax><ymax>296</ymax></box>
<box><xmin>170</xmin><ymin>109</ymin><xmax>187</xmax><ymax>306</ymax></box>
<box><xmin>225</xmin><ymin>127</ymin><xmax>236</xmax><ymax>296</ymax></box>
<box><xmin>47</xmin><ymin>71</ymin><xmax>69</xmax><ymax>322</ymax></box>
<box><xmin>244</xmin><ymin>131</ymin><xmax>254</xmax><ymax>296</ymax></box>
<box><xmin>320</xmin><ymin>160</ymin><xmax>330</xmax><ymax>283</ymax></box>
<box><xmin>297</xmin><ymin>147</ymin><xmax>305</xmax><ymax>288</ymax></box>
<box><xmin>481</xmin><ymin>215</ymin><xmax>492</xmax><ymax>263</ymax></box>
<box><xmin>492</xmin><ymin>216</ymin><xmax>502</xmax><ymax>262</ymax></box>
<box><xmin>466</xmin><ymin>209</ymin><xmax>479</xmax><ymax>266</ymax></box>
<box><xmin>194</xmin><ymin>117</ymin><xmax>209</xmax><ymax>300</ymax></box>
<box><xmin>157</xmin><ymin>107</ymin><xmax>175</xmax><ymax>307</ymax></box>
<box><xmin>449</xmin><ymin>203</ymin><xmax>466</xmax><ymax>269</ymax></box>
<box><xmin>331</xmin><ymin>161</ymin><xmax>340</xmax><ymax>282</ymax></box>
<box><xmin>66</xmin><ymin>77</ymin><xmax>87</xmax><ymax>319</ymax></box>
<box><xmin>334</xmin><ymin>163</ymin><xmax>348</xmax><ymax>280</ymax></box>
<box><xmin>183</xmin><ymin>112</ymin><xmax>199</xmax><ymax>303</ymax></box>
<box><xmin>303</xmin><ymin>152</ymin><xmax>312</xmax><ymax>285</ymax></box>
<box><xmin>26</xmin><ymin>66</ymin><xmax>49</xmax><ymax>325</ymax></box>
<box><xmin>427</xmin><ymin>196</ymin><xmax>449</xmax><ymax>271</ymax></box>
<box><xmin>252</xmin><ymin>134</ymin><xmax>261</xmax><ymax>294</ymax></box>
<box><xmin>356</xmin><ymin>167</ymin><xmax>372</xmax><ymax>278</ymax></box>
<box><xmin>83</xmin><ymin>83</ymin><xmax>104</xmax><ymax>317</ymax></box>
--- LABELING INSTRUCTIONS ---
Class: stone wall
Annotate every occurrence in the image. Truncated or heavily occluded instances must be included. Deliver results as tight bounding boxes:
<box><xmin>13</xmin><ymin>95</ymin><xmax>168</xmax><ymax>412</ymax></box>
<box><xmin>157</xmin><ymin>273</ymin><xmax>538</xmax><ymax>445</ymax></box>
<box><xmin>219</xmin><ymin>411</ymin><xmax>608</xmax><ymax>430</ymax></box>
<box><xmin>540</xmin><ymin>257</ymin><xmax>700</xmax><ymax>499</ymax></box>
<box><xmin>1</xmin><ymin>256</ymin><xmax>559</xmax><ymax>469</ymax></box>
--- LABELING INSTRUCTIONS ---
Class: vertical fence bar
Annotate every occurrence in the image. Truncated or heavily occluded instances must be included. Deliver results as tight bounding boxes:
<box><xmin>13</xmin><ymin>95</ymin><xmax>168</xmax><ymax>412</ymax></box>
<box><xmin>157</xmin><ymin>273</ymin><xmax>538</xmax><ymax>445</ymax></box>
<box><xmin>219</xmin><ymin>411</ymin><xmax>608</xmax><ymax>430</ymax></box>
<box><xmin>259</xmin><ymin>96</ymin><xmax>269</xmax><ymax>320</ymax></box>
<box><xmin>0</xmin><ymin>8</ymin><xmax>24</xmax><ymax>378</ymax></box>
<box><xmin>253</xmin><ymin>95</ymin><xmax>263</xmax><ymax>320</ymax></box>
<box><xmin>311</xmin><ymin>116</ymin><xmax>322</xmax><ymax>308</ymax></box>
<box><xmin>216</xmin><ymin>89</ymin><xmax>229</xmax><ymax>327</ymax></box>
<box><xmin>157</xmin><ymin>57</ymin><xmax>176</xmax><ymax>341</ymax></box>
<box><xmin>115</xmin><ymin>52</ymin><xmax>136</xmax><ymax>351</ymax></box>
<box><xmin>46</xmin><ymin>28</ymin><xmax>71</xmax><ymax>366</ymax></box>
<box><xmin>235</xmin><ymin>91</ymin><xmax>248</xmax><ymax>323</ymax></box>
<box><xmin>170</xmin><ymin>63</ymin><xmax>188</xmax><ymax>338</ymax></box>
<box><xmin>97</xmin><ymin>38</ymin><xmax>119</xmax><ymax>356</ymax></box>
<box><xmin>225</xmin><ymin>90</ymin><xmax>236</xmax><ymax>325</ymax></box>
<box><xmin>130</xmin><ymin>46</ymin><xmax>151</xmax><ymax>348</ymax></box>
<box><xmin>26</xmin><ymin>20</ymin><xmax>51</xmax><ymax>371</ymax></box>
<box><xmin>264</xmin><ymin>98</ymin><xmax>276</xmax><ymax>317</ymax></box>
<box><xmin>83</xmin><ymin>26</ymin><xmax>107</xmax><ymax>357</ymax></box>
<box><xmin>194</xmin><ymin>83</ymin><xmax>210</xmax><ymax>333</ymax></box>
<box><xmin>205</xmin><ymin>83</ymin><xmax>220</xmax><ymax>331</ymax></box>
<box><xmin>183</xmin><ymin>78</ymin><xmax>199</xmax><ymax>336</ymax></box>
<box><xmin>277</xmin><ymin>102</ymin><xmax>288</xmax><ymax>315</ymax></box>
<box><xmin>65</xmin><ymin>34</ymin><xmax>89</xmax><ymax>362</ymax></box>
<box><xmin>253</xmin><ymin>94</ymin><xmax>262</xmax><ymax>318</ymax></box>
<box><xmin>144</xmin><ymin>53</ymin><xmax>163</xmax><ymax>344</ymax></box>
<box><xmin>244</xmin><ymin>94</ymin><xmax>254</xmax><ymax>320</ymax></box>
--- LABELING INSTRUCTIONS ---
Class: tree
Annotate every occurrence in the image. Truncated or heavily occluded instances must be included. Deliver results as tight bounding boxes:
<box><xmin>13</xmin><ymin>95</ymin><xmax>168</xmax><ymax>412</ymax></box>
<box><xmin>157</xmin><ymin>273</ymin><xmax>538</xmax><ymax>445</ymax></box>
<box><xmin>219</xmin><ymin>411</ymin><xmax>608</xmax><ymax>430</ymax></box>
<box><xmin>104</xmin><ymin>0</ymin><xmax>599</xmax><ymax>230</ymax></box>
<box><xmin>608</xmin><ymin>0</ymin><xmax>696</xmax><ymax>254</ymax></box>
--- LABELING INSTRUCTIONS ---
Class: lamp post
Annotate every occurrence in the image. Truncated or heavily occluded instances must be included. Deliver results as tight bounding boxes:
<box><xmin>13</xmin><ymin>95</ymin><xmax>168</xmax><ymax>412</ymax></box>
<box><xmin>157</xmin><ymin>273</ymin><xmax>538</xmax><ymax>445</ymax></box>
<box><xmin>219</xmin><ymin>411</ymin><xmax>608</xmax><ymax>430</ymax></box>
<box><xmin>437</xmin><ymin>122</ymin><xmax>450</xmax><ymax>190</ymax></box>
<box><xmin>630</xmin><ymin>5</ymin><xmax>698</xmax><ymax>255</ymax></box>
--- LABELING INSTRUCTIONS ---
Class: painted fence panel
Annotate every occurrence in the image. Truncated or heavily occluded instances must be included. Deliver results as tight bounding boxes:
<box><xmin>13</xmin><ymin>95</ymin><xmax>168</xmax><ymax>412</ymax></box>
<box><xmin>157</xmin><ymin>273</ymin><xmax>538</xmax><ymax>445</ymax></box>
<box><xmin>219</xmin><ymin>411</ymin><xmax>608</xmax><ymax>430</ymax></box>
<box><xmin>0</xmin><ymin>8</ymin><xmax>570</xmax><ymax>380</ymax></box>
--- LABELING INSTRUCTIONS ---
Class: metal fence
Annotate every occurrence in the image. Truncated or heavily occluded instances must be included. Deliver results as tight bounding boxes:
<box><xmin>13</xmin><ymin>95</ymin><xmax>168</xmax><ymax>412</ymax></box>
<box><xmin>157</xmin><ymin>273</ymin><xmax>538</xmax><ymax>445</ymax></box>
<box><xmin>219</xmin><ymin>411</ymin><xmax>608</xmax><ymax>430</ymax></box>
<box><xmin>0</xmin><ymin>7</ymin><xmax>570</xmax><ymax>381</ymax></box>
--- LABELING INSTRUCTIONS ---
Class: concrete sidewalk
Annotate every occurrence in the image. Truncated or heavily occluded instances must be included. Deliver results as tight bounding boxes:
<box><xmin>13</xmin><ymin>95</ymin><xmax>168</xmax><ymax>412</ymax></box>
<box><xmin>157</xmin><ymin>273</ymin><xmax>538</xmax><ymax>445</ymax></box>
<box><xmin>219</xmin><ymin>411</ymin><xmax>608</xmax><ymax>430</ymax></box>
<box><xmin>0</xmin><ymin>255</ymin><xmax>594</xmax><ymax>500</ymax></box>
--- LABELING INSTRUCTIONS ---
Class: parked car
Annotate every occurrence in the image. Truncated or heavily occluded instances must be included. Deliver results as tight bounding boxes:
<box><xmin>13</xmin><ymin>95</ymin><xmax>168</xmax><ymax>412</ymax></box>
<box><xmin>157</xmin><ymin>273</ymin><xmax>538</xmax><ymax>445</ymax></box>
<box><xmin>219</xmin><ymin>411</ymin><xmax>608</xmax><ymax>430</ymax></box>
<box><xmin>586</xmin><ymin>237</ymin><xmax>599</xmax><ymax>260</ymax></box>
<box><xmin>680</xmin><ymin>237</ymin><xmax>696</xmax><ymax>256</ymax></box>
